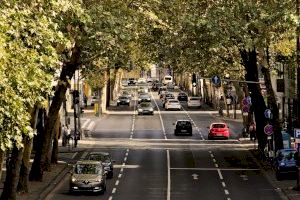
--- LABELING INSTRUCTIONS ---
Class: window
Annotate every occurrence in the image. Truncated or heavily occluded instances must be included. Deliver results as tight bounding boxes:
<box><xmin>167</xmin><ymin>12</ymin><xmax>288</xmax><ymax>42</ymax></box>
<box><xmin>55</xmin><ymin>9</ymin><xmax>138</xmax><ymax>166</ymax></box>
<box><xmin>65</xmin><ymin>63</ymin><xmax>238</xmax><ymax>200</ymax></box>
<box><xmin>212</xmin><ymin>124</ymin><xmax>225</xmax><ymax>128</ymax></box>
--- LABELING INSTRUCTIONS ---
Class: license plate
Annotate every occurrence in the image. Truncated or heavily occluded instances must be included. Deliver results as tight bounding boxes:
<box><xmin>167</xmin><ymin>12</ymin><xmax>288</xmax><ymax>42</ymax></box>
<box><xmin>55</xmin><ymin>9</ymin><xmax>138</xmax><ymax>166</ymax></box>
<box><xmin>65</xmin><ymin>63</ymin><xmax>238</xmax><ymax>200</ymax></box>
<box><xmin>181</xmin><ymin>130</ymin><xmax>187</xmax><ymax>132</ymax></box>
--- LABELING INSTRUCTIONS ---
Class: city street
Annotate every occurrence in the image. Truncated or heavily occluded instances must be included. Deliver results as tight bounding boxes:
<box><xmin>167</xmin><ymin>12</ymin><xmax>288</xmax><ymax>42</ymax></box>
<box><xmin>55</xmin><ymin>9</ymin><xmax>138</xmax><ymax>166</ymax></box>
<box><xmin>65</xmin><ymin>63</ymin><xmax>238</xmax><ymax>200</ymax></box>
<box><xmin>47</xmin><ymin>90</ymin><xmax>282</xmax><ymax>200</ymax></box>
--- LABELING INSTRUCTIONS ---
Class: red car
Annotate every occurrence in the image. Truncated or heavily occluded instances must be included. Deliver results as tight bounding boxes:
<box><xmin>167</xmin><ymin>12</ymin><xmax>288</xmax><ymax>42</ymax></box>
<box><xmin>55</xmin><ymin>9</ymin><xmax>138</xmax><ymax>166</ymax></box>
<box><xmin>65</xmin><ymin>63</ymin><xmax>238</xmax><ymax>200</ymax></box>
<box><xmin>208</xmin><ymin>123</ymin><xmax>230</xmax><ymax>140</ymax></box>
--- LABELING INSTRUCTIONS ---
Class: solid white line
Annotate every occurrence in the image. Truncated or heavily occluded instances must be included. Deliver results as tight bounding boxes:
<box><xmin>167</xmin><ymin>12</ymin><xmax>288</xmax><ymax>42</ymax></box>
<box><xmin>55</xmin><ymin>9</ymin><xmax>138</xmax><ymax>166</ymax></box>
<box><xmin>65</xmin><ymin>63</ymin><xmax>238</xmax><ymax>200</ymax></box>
<box><xmin>222</xmin><ymin>182</ymin><xmax>226</xmax><ymax>187</ymax></box>
<box><xmin>108</xmin><ymin>196</ymin><xmax>113</xmax><ymax>200</ymax></box>
<box><xmin>151</xmin><ymin>91</ymin><xmax>167</xmax><ymax>140</ymax></box>
<box><xmin>118</xmin><ymin>174</ymin><xmax>122</xmax><ymax>178</ymax></box>
<box><xmin>82</xmin><ymin>119</ymin><xmax>91</xmax><ymax>129</ymax></box>
<box><xmin>71</xmin><ymin>152</ymin><xmax>78</xmax><ymax>159</ymax></box>
<box><xmin>217</xmin><ymin>169</ymin><xmax>223</xmax><ymax>180</ymax></box>
<box><xmin>115</xmin><ymin>180</ymin><xmax>119</xmax><ymax>186</ymax></box>
<box><xmin>112</xmin><ymin>188</ymin><xmax>116</xmax><ymax>194</ymax></box>
<box><xmin>122</xmin><ymin>163</ymin><xmax>125</xmax><ymax>166</ymax></box>
<box><xmin>224</xmin><ymin>189</ymin><xmax>229</xmax><ymax>195</ymax></box>
<box><xmin>167</xmin><ymin>150</ymin><xmax>171</xmax><ymax>200</ymax></box>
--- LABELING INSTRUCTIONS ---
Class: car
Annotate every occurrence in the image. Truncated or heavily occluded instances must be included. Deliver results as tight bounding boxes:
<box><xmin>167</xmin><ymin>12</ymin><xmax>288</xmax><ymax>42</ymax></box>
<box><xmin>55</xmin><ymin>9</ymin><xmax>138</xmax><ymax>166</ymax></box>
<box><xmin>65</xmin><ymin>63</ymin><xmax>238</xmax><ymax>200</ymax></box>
<box><xmin>165</xmin><ymin>99</ymin><xmax>181</xmax><ymax>110</ymax></box>
<box><xmin>207</xmin><ymin>123</ymin><xmax>230</xmax><ymax>139</ymax></box>
<box><xmin>162</xmin><ymin>93</ymin><xmax>175</xmax><ymax>107</ymax></box>
<box><xmin>86</xmin><ymin>152</ymin><xmax>115</xmax><ymax>179</ymax></box>
<box><xmin>152</xmin><ymin>82</ymin><xmax>162</xmax><ymax>91</ymax></box>
<box><xmin>121</xmin><ymin>79</ymin><xmax>128</xmax><ymax>86</ymax></box>
<box><xmin>69</xmin><ymin>160</ymin><xmax>107</xmax><ymax>194</ymax></box>
<box><xmin>187</xmin><ymin>97</ymin><xmax>201</xmax><ymax>108</ymax></box>
<box><xmin>117</xmin><ymin>96</ymin><xmax>130</xmax><ymax>106</ymax></box>
<box><xmin>174</xmin><ymin>120</ymin><xmax>192</xmax><ymax>136</ymax></box>
<box><xmin>128</xmin><ymin>78</ymin><xmax>136</xmax><ymax>86</ymax></box>
<box><xmin>138</xmin><ymin>87</ymin><xmax>149</xmax><ymax>94</ymax></box>
<box><xmin>158</xmin><ymin>86</ymin><xmax>167</xmax><ymax>95</ymax></box>
<box><xmin>138</xmin><ymin>93</ymin><xmax>151</xmax><ymax>103</ymax></box>
<box><xmin>177</xmin><ymin>92</ymin><xmax>188</xmax><ymax>102</ymax></box>
<box><xmin>121</xmin><ymin>90</ymin><xmax>132</xmax><ymax>100</ymax></box>
<box><xmin>274</xmin><ymin>149</ymin><xmax>297</xmax><ymax>180</ymax></box>
<box><xmin>137</xmin><ymin>78</ymin><xmax>147</xmax><ymax>85</ymax></box>
<box><xmin>90</xmin><ymin>96</ymin><xmax>99</xmax><ymax>106</ymax></box>
<box><xmin>137</xmin><ymin>102</ymin><xmax>154</xmax><ymax>115</ymax></box>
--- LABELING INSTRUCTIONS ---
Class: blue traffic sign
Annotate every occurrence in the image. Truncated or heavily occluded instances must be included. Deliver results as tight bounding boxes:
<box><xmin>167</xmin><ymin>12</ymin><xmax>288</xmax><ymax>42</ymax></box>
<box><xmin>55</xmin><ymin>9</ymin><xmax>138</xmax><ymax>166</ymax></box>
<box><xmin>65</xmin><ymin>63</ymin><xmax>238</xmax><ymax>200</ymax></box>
<box><xmin>264</xmin><ymin>109</ymin><xmax>273</xmax><ymax>119</ymax></box>
<box><xmin>211</xmin><ymin>75</ymin><xmax>221</xmax><ymax>86</ymax></box>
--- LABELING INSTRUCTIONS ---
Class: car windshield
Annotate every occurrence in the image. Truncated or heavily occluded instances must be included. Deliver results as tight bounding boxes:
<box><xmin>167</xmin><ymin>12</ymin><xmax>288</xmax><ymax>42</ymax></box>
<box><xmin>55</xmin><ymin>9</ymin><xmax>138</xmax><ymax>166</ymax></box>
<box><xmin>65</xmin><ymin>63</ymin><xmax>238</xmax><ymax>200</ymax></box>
<box><xmin>88</xmin><ymin>154</ymin><xmax>110</xmax><ymax>162</ymax></box>
<box><xmin>120</xmin><ymin>96</ymin><xmax>128</xmax><ymax>100</ymax></box>
<box><xmin>212</xmin><ymin>124</ymin><xmax>226</xmax><ymax>128</ymax></box>
<box><xmin>140</xmin><ymin>103</ymin><xmax>151</xmax><ymax>107</ymax></box>
<box><xmin>74</xmin><ymin>164</ymin><xmax>102</xmax><ymax>174</ymax></box>
<box><xmin>177</xmin><ymin>121</ymin><xmax>191</xmax><ymax>126</ymax></box>
<box><xmin>169</xmin><ymin>100</ymin><xmax>178</xmax><ymax>103</ymax></box>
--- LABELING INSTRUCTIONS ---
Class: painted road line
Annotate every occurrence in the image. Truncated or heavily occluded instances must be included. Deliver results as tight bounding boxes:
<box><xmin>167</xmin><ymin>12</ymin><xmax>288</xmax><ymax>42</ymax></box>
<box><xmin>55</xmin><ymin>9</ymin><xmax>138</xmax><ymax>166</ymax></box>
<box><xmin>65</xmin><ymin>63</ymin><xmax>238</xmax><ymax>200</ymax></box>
<box><xmin>124</xmin><ymin>157</ymin><xmax>127</xmax><ymax>162</ymax></box>
<box><xmin>222</xmin><ymin>182</ymin><xmax>226</xmax><ymax>187</ymax></box>
<box><xmin>71</xmin><ymin>152</ymin><xmax>78</xmax><ymax>159</ymax></box>
<box><xmin>213</xmin><ymin>159</ymin><xmax>216</xmax><ymax>163</ymax></box>
<box><xmin>112</xmin><ymin>188</ymin><xmax>116</xmax><ymax>194</ymax></box>
<box><xmin>82</xmin><ymin>119</ymin><xmax>91</xmax><ymax>129</ymax></box>
<box><xmin>215</xmin><ymin>163</ymin><xmax>219</xmax><ymax>168</ymax></box>
<box><xmin>120</xmin><ymin>168</ymin><xmax>124</xmax><ymax>173</ymax></box>
<box><xmin>125</xmin><ymin>152</ymin><xmax>129</xmax><ymax>156</ymax></box>
<box><xmin>151</xmin><ymin>91</ymin><xmax>167</xmax><ymax>140</ymax></box>
<box><xmin>118</xmin><ymin>174</ymin><xmax>122</xmax><ymax>178</ymax></box>
<box><xmin>224</xmin><ymin>189</ymin><xmax>229</xmax><ymax>195</ymax></box>
<box><xmin>115</xmin><ymin>180</ymin><xmax>119</xmax><ymax>186</ymax></box>
<box><xmin>217</xmin><ymin>169</ymin><xmax>223</xmax><ymax>180</ymax></box>
<box><xmin>87</xmin><ymin>121</ymin><xmax>95</xmax><ymax>130</ymax></box>
<box><xmin>167</xmin><ymin>150</ymin><xmax>171</xmax><ymax>200</ymax></box>
<box><xmin>108</xmin><ymin>196</ymin><xmax>113</xmax><ymax>200</ymax></box>
<box><xmin>81</xmin><ymin>151</ymin><xmax>88</xmax><ymax>159</ymax></box>
<box><xmin>170</xmin><ymin>167</ymin><xmax>260</xmax><ymax>171</ymax></box>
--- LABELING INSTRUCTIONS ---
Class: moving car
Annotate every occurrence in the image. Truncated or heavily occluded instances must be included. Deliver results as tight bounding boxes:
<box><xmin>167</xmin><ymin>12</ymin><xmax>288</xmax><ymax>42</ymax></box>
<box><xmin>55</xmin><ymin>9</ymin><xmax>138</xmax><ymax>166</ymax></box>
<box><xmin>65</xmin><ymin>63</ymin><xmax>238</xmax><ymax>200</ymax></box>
<box><xmin>69</xmin><ymin>160</ymin><xmax>107</xmax><ymax>194</ymax></box>
<box><xmin>207</xmin><ymin>123</ymin><xmax>230</xmax><ymax>140</ymax></box>
<box><xmin>162</xmin><ymin>93</ymin><xmax>175</xmax><ymax>107</ymax></box>
<box><xmin>87</xmin><ymin>152</ymin><xmax>115</xmax><ymax>179</ymax></box>
<box><xmin>274</xmin><ymin>149</ymin><xmax>297</xmax><ymax>180</ymax></box>
<box><xmin>117</xmin><ymin>96</ymin><xmax>130</xmax><ymax>106</ymax></box>
<box><xmin>174</xmin><ymin>120</ymin><xmax>192</xmax><ymax>136</ymax></box>
<box><xmin>187</xmin><ymin>97</ymin><xmax>201</xmax><ymax>108</ymax></box>
<box><xmin>138</xmin><ymin>93</ymin><xmax>151</xmax><ymax>103</ymax></box>
<box><xmin>165</xmin><ymin>99</ymin><xmax>181</xmax><ymax>110</ymax></box>
<box><xmin>162</xmin><ymin>75</ymin><xmax>173</xmax><ymax>85</ymax></box>
<box><xmin>158</xmin><ymin>86</ymin><xmax>167</xmax><ymax>95</ymax></box>
<box><xmin>137</xmin><ymin>102</ymin><xmax>154</xmax><ymax>115</ymax></box>
<box><xmin>121</xmin><ymin>90</ymin><xmax>132</xmax><ymax>100</ymax></box>
<box><xmin>177</xmin><ymin>92</ymin><xmax>188</xmax><ymax>102</ymax></box>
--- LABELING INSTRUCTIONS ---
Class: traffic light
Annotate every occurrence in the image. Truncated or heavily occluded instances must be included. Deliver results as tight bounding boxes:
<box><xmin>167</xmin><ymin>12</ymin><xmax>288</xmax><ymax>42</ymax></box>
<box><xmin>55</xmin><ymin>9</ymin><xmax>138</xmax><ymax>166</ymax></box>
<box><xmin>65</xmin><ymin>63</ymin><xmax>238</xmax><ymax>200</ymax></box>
<box><xmin>192</xmin><ymin>73</ymin><xmax>197</xmax><ymax>86</ymax></box>
<box><xmin>73</xmin><ymin>90</ymin><xmax>79</xmax><ymax>104</ymax></box>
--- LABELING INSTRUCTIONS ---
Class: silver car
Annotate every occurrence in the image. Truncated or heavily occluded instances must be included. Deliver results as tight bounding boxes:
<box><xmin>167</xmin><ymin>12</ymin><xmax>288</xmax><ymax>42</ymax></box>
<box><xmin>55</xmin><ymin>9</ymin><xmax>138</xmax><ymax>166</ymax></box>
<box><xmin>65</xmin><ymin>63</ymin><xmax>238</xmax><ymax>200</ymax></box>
<box><xmin>137</xmin><ymin>102</ymin><xmax>154</xmax><ymax>115</ymax></box>
<box><xmin>69</xmin><ymin>160</ymin><xmax>107</xmax><ymax>194</ymax></box>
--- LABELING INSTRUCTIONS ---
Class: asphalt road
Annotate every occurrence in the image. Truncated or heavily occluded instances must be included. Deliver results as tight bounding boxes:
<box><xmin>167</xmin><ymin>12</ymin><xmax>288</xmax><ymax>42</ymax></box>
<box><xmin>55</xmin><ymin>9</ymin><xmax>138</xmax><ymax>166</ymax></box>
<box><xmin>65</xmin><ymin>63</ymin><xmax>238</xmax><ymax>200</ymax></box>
<box><xmin>48</xmin><ymin>87</ymin><xmax>282</xmax><ymax>200</ymax></box>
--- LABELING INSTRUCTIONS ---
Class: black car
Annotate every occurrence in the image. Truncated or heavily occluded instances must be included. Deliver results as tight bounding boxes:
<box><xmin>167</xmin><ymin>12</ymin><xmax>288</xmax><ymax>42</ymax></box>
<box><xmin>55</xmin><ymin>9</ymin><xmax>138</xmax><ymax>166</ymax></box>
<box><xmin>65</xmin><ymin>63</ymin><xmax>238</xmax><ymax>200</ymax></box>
<box><xmin>273</xmin><ymin>149</ymin><xmax>297</xmax><ymax>180</ymax></box>
<box><xmin>87</xmin><ymin>152</ymin><xmax>115</xmax><ymax>179</ymax></box>
<box><xmin>174</xmin><ymin>120</ymin><xmax>192</xmax><ymax>136</ymax></box>
<box><xmin>177</xmin><ymin>92</ymin><xmax>188</xmax><ymax>102</ymax></box>
<box><xmin>128</xmin><ymin>78</ymin><xmax>136</xmax><ymax>86</ymax></box>
<box><xmin>117</xmin><ymin>96</ymin><xmax>130</xmax><ymax>106</ymax></box>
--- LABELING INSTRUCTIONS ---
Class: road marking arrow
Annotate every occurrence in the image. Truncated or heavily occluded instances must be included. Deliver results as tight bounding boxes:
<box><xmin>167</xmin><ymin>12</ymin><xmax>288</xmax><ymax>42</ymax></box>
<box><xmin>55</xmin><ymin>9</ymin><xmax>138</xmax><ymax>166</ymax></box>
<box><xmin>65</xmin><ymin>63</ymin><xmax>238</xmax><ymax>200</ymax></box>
<box><xmin>192</xmin><ymin>173</ymin><xmax>199</xmax><ymax>180</ymax></box>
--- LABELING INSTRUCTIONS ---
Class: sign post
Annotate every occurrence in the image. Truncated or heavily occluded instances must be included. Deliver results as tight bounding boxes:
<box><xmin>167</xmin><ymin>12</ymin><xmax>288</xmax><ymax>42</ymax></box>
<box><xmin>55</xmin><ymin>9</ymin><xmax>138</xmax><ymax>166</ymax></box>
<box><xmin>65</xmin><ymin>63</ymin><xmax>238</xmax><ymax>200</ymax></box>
<box><xmin>264</xmin><ymin>124</ymin><xmax>274</xmax><ymax>159</ymax></box>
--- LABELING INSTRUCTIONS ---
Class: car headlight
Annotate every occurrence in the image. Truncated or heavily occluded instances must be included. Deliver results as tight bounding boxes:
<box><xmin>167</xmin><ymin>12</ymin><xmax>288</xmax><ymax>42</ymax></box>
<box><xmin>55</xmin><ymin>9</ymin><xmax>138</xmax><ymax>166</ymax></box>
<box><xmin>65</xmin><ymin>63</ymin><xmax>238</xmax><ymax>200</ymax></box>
<box><xmin>117</xmin><ymin>100</ymin><xmax>120</xmax><ymax>102</ymax></box>
<box><xmin>138</xmin><ymin>98</ymin><xmax>141</xmax><ymax>101</ymax></box>
<box><xmin>149</xmin><ymin>108</ymin><xmax>153</xmax><ymax>111</ymax></box>
<box><xmin>147</xmin><ymin>98</ymin><xmax>151</xmax><ymax>101</ymax></box>
<box><xmin>138</xmin><ymin>109</ymin><xmax>143</xmax><ymax>112</ymax></box>
<box><xmin>71</xmin><ymin>177</ymin><xmax>77</xmax><ymax>182</ymax></box>
<box><xmin>280</xmin><ymin>162</ymin><xmax>285</xmax><ymax>166</ymax></box>
<box><xmin>126</xmin><ymin>100</ymin><xmax>130</xmax><ymax>102</ymax></box>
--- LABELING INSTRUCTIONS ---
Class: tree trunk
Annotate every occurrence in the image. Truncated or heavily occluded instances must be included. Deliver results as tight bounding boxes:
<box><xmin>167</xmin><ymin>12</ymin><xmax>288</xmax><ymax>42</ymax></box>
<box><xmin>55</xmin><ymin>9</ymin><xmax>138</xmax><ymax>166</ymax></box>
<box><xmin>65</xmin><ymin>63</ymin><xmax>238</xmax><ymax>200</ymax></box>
<box><xmin>29</xmin><ymin>45</ymin><xmax>81</xmax><ymax>181</ymax></box>
<box><xmin>106</xmin><ymin>67</ymin><xmax>111</xmax><ymax>108</ymax></box>
<box><xmin>51</xmin><ymin>115</ymin><xmax>61</xmax><ymax>164</ymax></box>
<box><xmin>1</xmin><ymin>145</ymin><xmax>24</xmax><ymax>200</ymax></box>
<box><xmin>0</xmin><ymin>150</ymin><xmax>5</xmax><ymax>183</ymax></box>
<box><xmin>240</xmin><ymin>48</ymin><xmax>268</xmax><ymax>151</ymax></box>
<box><xmin>17</xmin><ymin>106</ymin><xmax>39</xmax><ymax>194</ymax></box>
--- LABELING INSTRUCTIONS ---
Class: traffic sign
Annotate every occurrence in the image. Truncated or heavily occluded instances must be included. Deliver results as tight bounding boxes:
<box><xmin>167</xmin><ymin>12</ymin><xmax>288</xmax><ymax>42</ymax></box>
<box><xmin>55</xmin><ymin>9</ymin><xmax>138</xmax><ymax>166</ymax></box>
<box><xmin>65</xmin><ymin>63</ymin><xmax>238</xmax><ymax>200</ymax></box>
<box><xmin>264</xmin><ymin>124</ymin><xmax>273</xmax><ymax>135</ymax></box>
<box><xmin>264</xmin><ymin>109</ymin><xmax>273</xmax><ymax>119</ymax></box>
<box><xmin>294</xmin><ymin>128</ymin><xmax>300</xmax><ymax>139</ymax></box>
<box><xmin>242</xmin><ymin>105</ymin><xmax>250</xmax><ymax>113</ymax></box>
<box><xmin>211</xmin><ymin>75</ymin><xmax>221</xmax><ymax>86</ymax></box>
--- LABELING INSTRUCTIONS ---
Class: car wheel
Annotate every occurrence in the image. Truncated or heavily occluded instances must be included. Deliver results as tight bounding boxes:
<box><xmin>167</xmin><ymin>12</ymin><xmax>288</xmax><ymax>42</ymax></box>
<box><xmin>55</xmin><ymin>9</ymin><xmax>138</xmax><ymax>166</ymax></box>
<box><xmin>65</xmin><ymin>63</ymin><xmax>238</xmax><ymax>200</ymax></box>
<box><xmin>208</xmin><ymin>135</ymin><xmax>212</xmax><ymax>140</ymax></box>
<box><xmin>117</xmin><ymin>103</ymin><xmax>119</xmax><ymax>106</ymax></box>
<box><xmin>174</xmin><ymin>130</ymin><xmax>178</xmax><ymax>136</ymax></box>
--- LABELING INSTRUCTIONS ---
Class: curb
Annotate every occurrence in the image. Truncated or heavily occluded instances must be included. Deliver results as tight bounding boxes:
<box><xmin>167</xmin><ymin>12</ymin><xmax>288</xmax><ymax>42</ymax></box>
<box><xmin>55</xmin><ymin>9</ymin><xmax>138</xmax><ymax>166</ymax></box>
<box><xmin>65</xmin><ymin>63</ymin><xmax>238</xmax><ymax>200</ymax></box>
<box><xmin>37</xmin><ymin>163</ymin><xmax>71</xmax><ymax>200</ymax></box>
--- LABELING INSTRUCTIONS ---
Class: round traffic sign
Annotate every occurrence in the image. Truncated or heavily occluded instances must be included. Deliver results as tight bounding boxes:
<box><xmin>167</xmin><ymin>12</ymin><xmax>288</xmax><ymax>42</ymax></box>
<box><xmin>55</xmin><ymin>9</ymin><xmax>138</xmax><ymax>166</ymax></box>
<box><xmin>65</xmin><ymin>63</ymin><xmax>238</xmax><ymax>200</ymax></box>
<box><xmin>264</xmin><ymin>124</ymin><xmax>273</xmax><ymax>135</ymax></box>
<box><xmin>242</xmin><ymin>105</ymin><xmax>249</xmax><ymax>113</ymax></box>
<box><xmin>211</xmin><ymin>75</ymin><xmax>221</xmax><ymax>86</ymax></box>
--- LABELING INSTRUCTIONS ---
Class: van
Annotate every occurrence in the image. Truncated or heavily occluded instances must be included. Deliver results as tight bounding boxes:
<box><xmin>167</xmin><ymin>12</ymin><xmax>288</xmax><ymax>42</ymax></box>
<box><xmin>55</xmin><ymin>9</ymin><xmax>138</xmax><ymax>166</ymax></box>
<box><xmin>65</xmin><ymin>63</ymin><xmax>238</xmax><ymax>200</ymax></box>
<box><xmin>162</xmin><ymin>75</ymin><xmax>173</xmax><ymax>85</ymax></box>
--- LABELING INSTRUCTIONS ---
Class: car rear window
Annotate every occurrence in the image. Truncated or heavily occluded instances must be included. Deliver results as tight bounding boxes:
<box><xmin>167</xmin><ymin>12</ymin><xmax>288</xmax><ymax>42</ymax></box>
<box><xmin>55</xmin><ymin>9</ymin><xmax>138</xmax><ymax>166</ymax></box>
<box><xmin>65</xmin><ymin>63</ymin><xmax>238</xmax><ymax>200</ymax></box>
<box><xmin>169</xmin><ymin>100</ymin><xmax>179</xmax><ymax>103</ymax></box>
<box><xmin>212</xmin><ymin>124</ymin><xmax>226</xmax><ymax>128</ymax></box>
<box><xmin>190</xmin><ymin>97</ymin><xmax>200</xmax><ymax>100</ymax></box>
<box><xmin>177</xmin><ymin>121</ymin><xmax>191</xmax><ymax>126</ymax></box>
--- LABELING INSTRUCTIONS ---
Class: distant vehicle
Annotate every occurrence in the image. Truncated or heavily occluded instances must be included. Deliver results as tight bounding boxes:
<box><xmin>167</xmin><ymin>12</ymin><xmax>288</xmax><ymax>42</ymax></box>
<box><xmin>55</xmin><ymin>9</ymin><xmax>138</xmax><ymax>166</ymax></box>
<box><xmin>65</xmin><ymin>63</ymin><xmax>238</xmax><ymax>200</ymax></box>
<box><xmin>152</xmin><ymin>82</ymin><xmax>162</xmax><ymax>91</ymax></box>
<box><xmin>174</xmin><ymin>120</ymin><xmax>192</xmax><ymax>136</ymax></box>
<box><xmin>137</xmin><ymin>78</ymin><xmax>147</xmax><ymax>85</ymax></box>
<box><xmin>162</xmin><ymin>75</ymin><xmax>173</xmax><ymax>85</ymax></box>
<box><xmin>165</xmin><ymin>99</ymin><xmax>181</xmax><ymax>110</ymax></box>
<box><xmin>187</xmin><ymin>97</ymin><xmax>201</xmax><ymax>108</ymax></box>
<box><xmin>138</xmin><ymin>93</ymin><xmax>151</xmax><ymax>103</ymax></box>
<box><xmin>274</xmin><ymin>149</ymin><xmax>297</xmax><ymax>180</ymax></box>
<box><xmin>147</xmin><ymin>77</ymin><xmax>153</xmax><ymax>83</ymax></box>
<box><xmin>128</xmin><ymin>78</ymin><xmax>136</xmax><ymax>86</ymax></box>
<box><xmin>158</xmin><ymin>86</ymin><xmax>167</xmax><ymax>95</ymax></box>
<box><xmin>138</xmin><ymin>87</ymin><xmax>149</xmax><ymax>94</ymax></box>
<box><xmin>69</xmin><ymin>160</ymin><xmax>107</xmax><ymax>194</ymax></box>
<box><xmin>121</xmin><ymin>90</ymin><xmax>132</xmax><ymax>100</ymax></box>
<box><xmin>87</xmin><ymin>152</ymin><xmax>115</xmax><ymax>179</ymax></box>
<box><xmin>177</xmin><ymin>92</ymin><xmax>188</xmax><ymax>102</ymax></box>
<box><xmin>207</xmin><ymin>123</ymin><xmax>230</xmax><ymax>140</ymax></box>
<box><xmin>117</xmin><ymin>96</ymin><xmax>130</xmax><ymax>106</ymax></box>
<box><xmin>162</xmin><ymin>93</ymin><xmax>175</xmax><ymax>107</ymax></box>
<box><xmin>91</xmin><ymin>96</ymin><xmax>100</xmax><ymax>106</ymax></box>
<box><xmin>121</xmin><ymin>79</ymin><xmax>128</xmax><ymax>86</ymax></box>
<box><xmin>137</xmin><ymin>102</ymin><xmax>154</xmax><ymax>115</ymax></box>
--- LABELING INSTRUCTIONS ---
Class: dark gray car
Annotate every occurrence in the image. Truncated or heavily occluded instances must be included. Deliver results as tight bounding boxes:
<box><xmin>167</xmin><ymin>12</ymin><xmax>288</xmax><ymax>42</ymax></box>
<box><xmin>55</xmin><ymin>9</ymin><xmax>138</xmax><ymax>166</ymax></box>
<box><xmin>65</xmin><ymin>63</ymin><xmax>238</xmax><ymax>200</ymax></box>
<box><xmin>87</xmin><ymin>152</ymin><xmax>114</xmax><ymax>179</ymax></box>
<box><xmin>137</xmin><ymin>102</ymin><xmax>154</xmax><ymax>115</ymax></box>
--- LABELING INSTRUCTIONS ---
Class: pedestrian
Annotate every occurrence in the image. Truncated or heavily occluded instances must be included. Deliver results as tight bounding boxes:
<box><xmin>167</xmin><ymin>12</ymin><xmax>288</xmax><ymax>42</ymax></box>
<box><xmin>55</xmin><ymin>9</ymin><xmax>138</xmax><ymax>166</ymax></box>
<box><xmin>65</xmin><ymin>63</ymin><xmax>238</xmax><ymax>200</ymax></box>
<box><xmin>218</xmin><ymin>96</ymin><xmax>224</xmax><ymax>117</ymax></box>
<box><xmin>249</xmin><ymin>122</ymin><xmax>256</xmax><ymax>141</ymax></box>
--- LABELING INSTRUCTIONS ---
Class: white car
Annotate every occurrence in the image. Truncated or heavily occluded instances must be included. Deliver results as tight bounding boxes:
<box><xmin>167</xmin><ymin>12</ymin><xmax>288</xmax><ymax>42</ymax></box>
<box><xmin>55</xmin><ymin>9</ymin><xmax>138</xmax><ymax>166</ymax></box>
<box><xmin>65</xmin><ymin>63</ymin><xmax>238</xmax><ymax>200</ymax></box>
<box><xmin>165</xmin><ymin>99</ymin><xmax>181</xmax><ymax>110</ymax></box>
<box><xmin>187</xmin><ymin>97</ymin><xmax>201</xmax><ymax>108</ymax></box>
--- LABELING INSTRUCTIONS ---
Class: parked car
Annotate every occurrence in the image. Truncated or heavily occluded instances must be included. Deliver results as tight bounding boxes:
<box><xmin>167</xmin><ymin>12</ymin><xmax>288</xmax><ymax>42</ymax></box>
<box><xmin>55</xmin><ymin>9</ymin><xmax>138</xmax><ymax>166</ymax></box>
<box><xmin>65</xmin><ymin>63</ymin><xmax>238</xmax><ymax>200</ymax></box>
<box><xmin>165</xmin><ymin>99</ymin><xmax>181</xmax><ymax>110</ymax></box>
<box><xmin>86</xmin><ymin>152</ymin><xmax>115</xmax><ymax>179</ymax></box>
<box><xmin>137</xmin><ymin>102</ymin><xmax>154</xmax><ymax>115</ymax></box>
<box><xmin>117</xmin><ymin>96</ymin><xmax>130</xmax><ymax>106</ymax></box>
<box><xmin>174</xmin><ymin>120</ymin><xmax>192</xmax><ymax>136</ymax></box>
<box><xmin>90</xmin><ymin>96</ymin><xmax>99</xmax><ymax>106</ymax></box>
<box><xmin>207</xmin><ymin>123</ymin><xmax>230</xmax><ymax>140</ymax></box>
<box><xmin>177</xmin><ymin>92</ymin><xmax>188</xmax><ymax>102</ymax></box>
<box><xmin>187</xmin><ymin>97</ymin><xmax>201</xmax><ymax>108</ymax></box>
<box><xmin>274</xmin><ymin>149</ymin><xmax>297</xmax><ymax>180</ymax></box>
<box><xmin>138</xmin><ymin>93</ymin><xmax>151</xmax><ymax>103</ymax></box>
<box><xmin>69</xmin><ymin>160</ymin><xmax>107</xmax><ymax>194</ymax></box>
